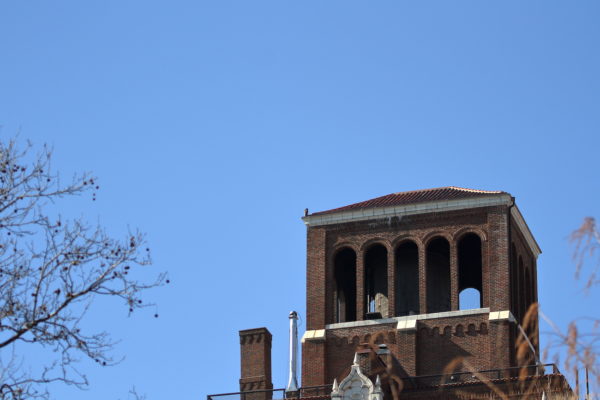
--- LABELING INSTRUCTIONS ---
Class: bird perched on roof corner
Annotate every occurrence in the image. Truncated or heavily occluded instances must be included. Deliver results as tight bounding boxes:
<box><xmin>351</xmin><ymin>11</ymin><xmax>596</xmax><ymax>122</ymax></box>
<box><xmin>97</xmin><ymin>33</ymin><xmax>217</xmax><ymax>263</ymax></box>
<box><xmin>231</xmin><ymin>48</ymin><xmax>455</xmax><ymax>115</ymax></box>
<box><xmin>304</xmin><ymin>208</ymin><xmax>309</xmax><ymax>217</ymax></box>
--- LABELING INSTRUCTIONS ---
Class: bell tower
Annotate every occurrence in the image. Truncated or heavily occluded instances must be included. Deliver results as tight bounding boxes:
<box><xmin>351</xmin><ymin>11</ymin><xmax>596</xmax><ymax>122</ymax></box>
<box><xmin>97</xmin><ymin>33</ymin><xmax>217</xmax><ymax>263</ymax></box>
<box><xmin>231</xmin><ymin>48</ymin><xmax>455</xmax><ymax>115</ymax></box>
<box><xmin>208</xmin><ymin>186</ymin><xmax>572</xmax><ymax>400</ymax></box>
<box><xmin>300</xmin><ymin>187</ymin><xmax>543</xmax><ymax>391</ymax></box>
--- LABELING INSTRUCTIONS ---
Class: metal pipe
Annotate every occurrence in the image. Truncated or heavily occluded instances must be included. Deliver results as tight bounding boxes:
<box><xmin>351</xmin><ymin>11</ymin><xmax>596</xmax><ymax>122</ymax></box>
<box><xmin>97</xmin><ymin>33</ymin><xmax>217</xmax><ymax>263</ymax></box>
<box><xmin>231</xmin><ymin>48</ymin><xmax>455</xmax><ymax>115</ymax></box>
<box><xmin>516</xmin><ymin>323</ymin><xmax>541</xmax><ymax>371</ymax></box>
<box><xmin>286</xmin><ymin>311</ymin><xmax>299</xmax><ymax>393</ymax></box>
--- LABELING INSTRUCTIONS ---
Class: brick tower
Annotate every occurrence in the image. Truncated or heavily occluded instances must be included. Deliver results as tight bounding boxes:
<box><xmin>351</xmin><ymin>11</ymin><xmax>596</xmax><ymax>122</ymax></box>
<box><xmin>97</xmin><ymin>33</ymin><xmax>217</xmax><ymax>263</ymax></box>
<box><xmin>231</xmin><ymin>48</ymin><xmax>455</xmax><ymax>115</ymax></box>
<box><xmin>208</xmin><ymin>187</ymin><xmax>572</xmax><ymax>400</ymax></box>
<box><xmin>299</xmin><ymin>187</ymin><xmax>568</xmax><ymax>398</ymax></box>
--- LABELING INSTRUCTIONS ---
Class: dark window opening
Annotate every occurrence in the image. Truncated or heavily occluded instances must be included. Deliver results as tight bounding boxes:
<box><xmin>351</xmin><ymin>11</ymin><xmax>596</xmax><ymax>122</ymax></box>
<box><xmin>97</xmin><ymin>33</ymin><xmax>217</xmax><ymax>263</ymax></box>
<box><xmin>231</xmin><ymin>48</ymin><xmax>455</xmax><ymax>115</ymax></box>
<box><xmin>426</xmin><ymin>237</ymin><xmax>451</xmax><ymax>313</ymax></box>
<box><xmin>365</xmin><ymin>244</ymin><xmax>388</xmax><ymax>319</ymax></box>
<box><xmin>524</xmin><ymin>265</ymin><xmax>537</xmax><ymax>346</ymax></box>
<box><xmin>334</xmin><ymin>248</ymin><xmax>356</xmax><ymax>323</ymax></box>
<box><xmin>518</xmin><ymin>256</ymin><xmax>525</xmax><ymax>322</ymax></box>
<box><xmin>395</xmin><ymin>241</ymin><xmax>419</xmax><ymax>316</ymax></box>
<box><xmin>525</xmin><ymin>267</ymin><xmax>531</xmax><ymax>315</ymax></box>
<box><xmin>524</xmin><ymin>267</ymin><xmax>533</xmax><ymax>327</ymax></box>
<box><xmin>458</xmin><ymin>233</ymin><xmax>483</xmax><ymax>309</ymax></box>
<box><xmin>510</xmin><ymin>243</ymin><xmax>518</xmax><ymax>317</ymax></box>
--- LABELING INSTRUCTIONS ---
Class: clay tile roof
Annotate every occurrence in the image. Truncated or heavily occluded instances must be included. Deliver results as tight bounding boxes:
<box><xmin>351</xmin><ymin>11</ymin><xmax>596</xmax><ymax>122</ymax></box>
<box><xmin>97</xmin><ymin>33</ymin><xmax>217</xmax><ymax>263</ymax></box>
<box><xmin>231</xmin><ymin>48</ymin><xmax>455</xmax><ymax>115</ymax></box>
<box><xmin>311</xmin><ymin>186</ymin><xmax>507</xmax><ymax>216</ymax></box>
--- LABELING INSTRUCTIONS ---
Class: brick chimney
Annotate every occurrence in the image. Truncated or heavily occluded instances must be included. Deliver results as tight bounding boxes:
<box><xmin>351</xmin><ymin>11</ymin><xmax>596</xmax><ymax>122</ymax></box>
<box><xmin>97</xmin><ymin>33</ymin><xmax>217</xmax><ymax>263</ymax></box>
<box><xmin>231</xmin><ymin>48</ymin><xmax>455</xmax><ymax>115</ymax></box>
<box><xmin>239</xmin><ymin>327</ymin><xmax>273</xmax><ymax>397</ymax></box>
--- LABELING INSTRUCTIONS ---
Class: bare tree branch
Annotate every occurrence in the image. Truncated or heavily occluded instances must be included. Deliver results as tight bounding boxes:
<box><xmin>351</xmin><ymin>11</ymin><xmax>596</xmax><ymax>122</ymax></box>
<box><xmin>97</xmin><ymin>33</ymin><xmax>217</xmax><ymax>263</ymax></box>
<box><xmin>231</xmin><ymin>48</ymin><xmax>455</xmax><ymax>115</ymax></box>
<box><xmin>0</xmin><ymin>138</ymin><xmax>166</xmax><ymax>399</ymax></box>
<box><xmin>540</xmin><ymin>217</ymin><xmax>600</xmax><ymax>393</ymax></box>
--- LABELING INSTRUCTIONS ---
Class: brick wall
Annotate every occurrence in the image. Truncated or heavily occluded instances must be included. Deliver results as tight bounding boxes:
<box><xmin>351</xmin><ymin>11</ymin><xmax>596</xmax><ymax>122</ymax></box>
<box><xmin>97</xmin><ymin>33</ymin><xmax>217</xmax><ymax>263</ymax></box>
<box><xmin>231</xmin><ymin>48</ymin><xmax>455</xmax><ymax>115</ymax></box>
<box><xmin>301</xmin><ymin>340</ymin><xmax>326</xmax><ymax>386</ymax></box>
<box><xmin>302</xmin><ymin>205</ymin><xmax>538</xmax><ymax>387</ymax></box>
<box><xmin>306</xmin><ymin>208</ymin><xmax>498</xmax><ymax>330</ymax></box>
<box><xmin>310</xmin><ymin>313</ymin><xmax>512</xmax><ymax>387</ymax></box>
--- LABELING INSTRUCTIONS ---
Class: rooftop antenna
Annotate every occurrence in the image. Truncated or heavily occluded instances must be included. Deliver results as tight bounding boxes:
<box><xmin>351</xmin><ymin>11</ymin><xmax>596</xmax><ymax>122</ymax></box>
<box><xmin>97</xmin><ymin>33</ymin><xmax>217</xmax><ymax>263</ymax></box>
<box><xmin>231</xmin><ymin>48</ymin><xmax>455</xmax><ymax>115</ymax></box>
<box><xmin>286</xmin><ymin>311</ymin><xmax>299</xmax><ymax>393</ymax></box>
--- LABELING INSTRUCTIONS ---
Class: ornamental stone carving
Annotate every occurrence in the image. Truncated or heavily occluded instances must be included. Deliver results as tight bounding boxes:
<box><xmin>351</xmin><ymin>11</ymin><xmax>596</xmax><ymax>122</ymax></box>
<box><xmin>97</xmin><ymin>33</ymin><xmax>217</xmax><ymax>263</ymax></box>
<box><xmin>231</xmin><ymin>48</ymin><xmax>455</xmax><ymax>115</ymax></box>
<box><xmin>331</xmin><ymin>353</ymin><xmax>384</xmax><ymax>400</ymax></box>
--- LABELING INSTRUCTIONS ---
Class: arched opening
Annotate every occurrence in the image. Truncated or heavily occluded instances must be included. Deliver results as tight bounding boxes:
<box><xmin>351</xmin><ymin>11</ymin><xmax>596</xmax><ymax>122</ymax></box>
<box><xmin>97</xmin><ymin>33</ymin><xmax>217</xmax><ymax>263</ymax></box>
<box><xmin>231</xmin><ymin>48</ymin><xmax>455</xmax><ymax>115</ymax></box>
<box><xmin>524</xmin><ymin>264</ymin><xmax>537</xmax><ymax>347</ymax></box>
<box><xmin>364</xmin><ymin>244</ymin><xmax>388</xmax><ymax>319</ymax></box>
<box><xmin>395</xmin><ymin>241</ymin><xmax>419</xmax><ymax>316</ymax></box>
<box><xmin>458</xmin><ymin>233</ymin><xmax>483</xmax><ymax>309</ymax></box>
<box><xmin>459</xmin><ymin>288</ymin><xmax>481</xmax><ymax>310</ymax></box>
<box><xmin>334</xmin><ymin>248</ymin><xmax>356</xmax><ymax>323</ymax></box>
<box><xmin>518</xmin><ymin>256</ymin><xmax>525</xmax><ymax>322</ymax></box>
<box><xmin>426</xmin><ymin>237</ymin><xmax>450</xmax><ymax>313</ymax></box>
<box><xmin>510</xmin><ymin>243</ymin><xmax>518</xmax><ymax>317</ymax></box>
<box><xmin>525</xmin><ymin>267</ymin><xmax>532</xmax><ymax>315</ymax></box>
<box><xmin>524</xmin><ymin>267</ymin><xmax>533</xmax><ymax>322</ymax></box>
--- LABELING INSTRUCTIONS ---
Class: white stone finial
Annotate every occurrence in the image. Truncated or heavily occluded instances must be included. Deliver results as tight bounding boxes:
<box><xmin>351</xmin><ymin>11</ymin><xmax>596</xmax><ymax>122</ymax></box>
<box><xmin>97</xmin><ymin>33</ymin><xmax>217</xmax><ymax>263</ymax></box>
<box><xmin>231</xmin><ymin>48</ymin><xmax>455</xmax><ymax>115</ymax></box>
<box><xmin>372</xmin><ymin>375</ymin><xmax>384</xmax><ymax>400</ymax></box>
<box><xmin>353</xmin><ymin>352</ymin><xmax>359</xmax><ymax>366</ymax></box>
<box><xmin>332</xmin><ymin>378</ymin><xmax>339</xmax><ymax>393</ymax></box>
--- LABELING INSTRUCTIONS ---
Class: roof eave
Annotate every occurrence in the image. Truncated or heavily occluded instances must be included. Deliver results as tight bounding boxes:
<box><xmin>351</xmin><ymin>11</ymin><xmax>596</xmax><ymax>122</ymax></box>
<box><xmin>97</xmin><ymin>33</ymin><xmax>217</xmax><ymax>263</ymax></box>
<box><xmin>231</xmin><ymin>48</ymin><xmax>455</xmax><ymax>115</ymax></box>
<box><xmin>510</xmin><ymin>205</ymin><xmax>542</xmax><ymax>258</ymax></box>
<box><xmin>302</xmin><ymin>193</ymin><xmax>512</xmax><ymax>226</ymax></box>
<box><xmin>302</xmin><ymin>193</ymin><xmax>542</xmax><ymax>259</ymax></box>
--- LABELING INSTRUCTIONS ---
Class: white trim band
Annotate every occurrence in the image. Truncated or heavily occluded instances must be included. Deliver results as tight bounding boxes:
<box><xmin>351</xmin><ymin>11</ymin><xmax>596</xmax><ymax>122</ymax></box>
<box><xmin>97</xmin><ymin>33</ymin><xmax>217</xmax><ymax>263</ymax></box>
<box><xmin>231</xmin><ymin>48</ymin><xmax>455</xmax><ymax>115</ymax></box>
<box><xmin>301</xmin><ymin>329</ymin><xmax>325</xmax><ymax>343</ymax></box>
<box><xmin>325</xmin><ymin>308</ymin><xmax>490</xmax><ymax>330</ymax></box>
<box><xmin>303</xmin><ymin>195</ymin><xmax>512</xmax><ymax>227</ymax></box>
<box><xmin>489</xmin><ymin>310</ymin><xmax>516</xmax><ymax>322</ymax></box>
<box><xmin>303</xmin><ymin>194</ymin><xmax>541</xmax><ymax>259</ymax></box>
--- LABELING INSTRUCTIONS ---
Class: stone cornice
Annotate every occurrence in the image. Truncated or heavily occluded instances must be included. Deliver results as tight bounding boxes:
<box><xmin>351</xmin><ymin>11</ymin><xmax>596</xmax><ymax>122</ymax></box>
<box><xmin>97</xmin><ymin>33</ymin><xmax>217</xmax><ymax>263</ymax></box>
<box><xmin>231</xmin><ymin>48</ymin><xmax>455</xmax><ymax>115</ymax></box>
<box><xmin>303</xmin><ymin>195</ymin><xmax>512</xmax><ymax>227</ymax></box>
<box><xmin>303</xmin><ymin>193</ymin><xmax>542</xmax><ymax>259</ymax></box>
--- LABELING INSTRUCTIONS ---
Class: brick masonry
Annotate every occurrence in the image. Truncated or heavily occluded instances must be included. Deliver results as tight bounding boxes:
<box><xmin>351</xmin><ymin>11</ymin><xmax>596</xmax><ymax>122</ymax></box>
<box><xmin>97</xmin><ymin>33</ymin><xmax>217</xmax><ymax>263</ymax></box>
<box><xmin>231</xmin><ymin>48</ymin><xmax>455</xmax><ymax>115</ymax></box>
<box><xmin>233</xmin><ymin>193</ymin><xmax>547</xmax><ymax>399</ymax></box>
<box><xmin>239</xmin><ymin>327</ymin><xmax>273</xmax><ymax>395</ymax></box>
<box><xmin>302</xmin><ymin>204</ymin><xmax>540</xmax><ymax>387</ymax></box>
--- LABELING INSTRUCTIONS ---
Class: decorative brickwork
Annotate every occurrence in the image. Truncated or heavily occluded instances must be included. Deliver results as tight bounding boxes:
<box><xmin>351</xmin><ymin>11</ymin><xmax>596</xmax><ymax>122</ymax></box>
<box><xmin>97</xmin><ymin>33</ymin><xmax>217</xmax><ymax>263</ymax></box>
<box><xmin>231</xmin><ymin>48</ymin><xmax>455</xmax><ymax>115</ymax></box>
<box><xmin>239</xmin><ymin>327</ymin><xmax>273</xmax><ymax>397</ymax></box>
<box><xmin>301</xmin><ymin>190</ymin><xmax>541</xmax><ymax>390</ymax></box>
<box><xmin>219</xmin><ymin>188</ymin><xmax>573</xmax><ymax>400</ymax></box>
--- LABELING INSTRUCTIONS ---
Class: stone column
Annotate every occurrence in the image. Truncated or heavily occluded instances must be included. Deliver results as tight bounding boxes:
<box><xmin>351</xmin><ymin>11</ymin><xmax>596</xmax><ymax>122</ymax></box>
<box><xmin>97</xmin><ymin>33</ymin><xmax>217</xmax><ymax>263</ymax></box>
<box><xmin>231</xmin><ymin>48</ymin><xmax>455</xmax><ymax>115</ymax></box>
<box><xmin>419</xmin><ymin>244</ymin><xmax>427</xmax><ymax>314</ymax></box>
<box><xmin>387</xmin><ymin>247</ymin><xmax>396</xmax><ymax>317</ymax></box>
<box><xmin>481</xmin><ymin>238</ymin><xmax>489</xmax><ymax>308</ymax></box>
<box><xmin>450</xmin><ymin>240</ymin><xmax>459</xmax><ymax>311</ymax></box>
<box><xmin>356</xmin><ymin>249</ymin><xmax>365</xmax><ymax>321</ymax></box>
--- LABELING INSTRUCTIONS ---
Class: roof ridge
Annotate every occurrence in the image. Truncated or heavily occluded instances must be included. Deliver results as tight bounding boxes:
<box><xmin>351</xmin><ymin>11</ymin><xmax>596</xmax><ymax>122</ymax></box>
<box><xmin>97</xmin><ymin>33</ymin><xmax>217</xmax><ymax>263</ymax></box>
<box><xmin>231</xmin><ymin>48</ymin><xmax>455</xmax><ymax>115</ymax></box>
<box><xmin>445</xmin><ymin>186</ymin><xmax>504</xmax><ymax>194</ymax></box>
<box><xmin>392</xmin><ymin>186</ymin><xmax>503</xmax><ymax>196</ymax></box>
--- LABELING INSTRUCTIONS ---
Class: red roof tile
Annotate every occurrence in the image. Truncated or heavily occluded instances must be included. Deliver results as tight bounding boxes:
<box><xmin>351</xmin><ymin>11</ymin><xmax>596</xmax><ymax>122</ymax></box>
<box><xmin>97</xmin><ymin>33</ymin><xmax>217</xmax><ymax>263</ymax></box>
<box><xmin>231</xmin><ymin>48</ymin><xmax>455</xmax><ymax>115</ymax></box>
<box><xmin>311</xmin><ymin>187</ymin><xmax>507</xmax><ymax>216</ymax></box>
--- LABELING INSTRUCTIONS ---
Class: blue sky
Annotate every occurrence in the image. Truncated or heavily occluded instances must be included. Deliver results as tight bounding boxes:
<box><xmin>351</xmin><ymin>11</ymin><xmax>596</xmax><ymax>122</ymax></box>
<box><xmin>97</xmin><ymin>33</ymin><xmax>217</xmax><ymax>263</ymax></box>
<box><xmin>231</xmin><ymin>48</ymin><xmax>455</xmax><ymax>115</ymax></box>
<box><xmin>1</xmin><ymin>1</ymin><xmax>599</xmax><ymax>399</ymax></box>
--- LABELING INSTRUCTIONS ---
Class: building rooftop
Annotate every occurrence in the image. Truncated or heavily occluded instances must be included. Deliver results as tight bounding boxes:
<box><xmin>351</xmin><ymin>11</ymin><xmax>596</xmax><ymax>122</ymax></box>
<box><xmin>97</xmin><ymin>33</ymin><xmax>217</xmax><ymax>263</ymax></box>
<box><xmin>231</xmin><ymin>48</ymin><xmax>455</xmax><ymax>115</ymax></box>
<box><xmin>310</xmin><ymin>186</ymin><xmax>507</xmax><ymax>216</ymax></box>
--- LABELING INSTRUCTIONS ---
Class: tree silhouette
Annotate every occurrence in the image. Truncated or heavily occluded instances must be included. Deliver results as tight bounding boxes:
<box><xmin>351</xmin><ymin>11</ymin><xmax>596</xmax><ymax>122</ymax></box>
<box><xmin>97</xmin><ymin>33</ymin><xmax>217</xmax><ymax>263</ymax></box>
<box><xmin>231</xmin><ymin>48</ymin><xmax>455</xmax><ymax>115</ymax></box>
<box><xmin>0</xmin><ymin>138</ymin><xmax>165</xmax><ymax>399</ymax></box>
